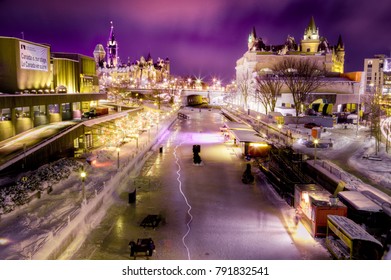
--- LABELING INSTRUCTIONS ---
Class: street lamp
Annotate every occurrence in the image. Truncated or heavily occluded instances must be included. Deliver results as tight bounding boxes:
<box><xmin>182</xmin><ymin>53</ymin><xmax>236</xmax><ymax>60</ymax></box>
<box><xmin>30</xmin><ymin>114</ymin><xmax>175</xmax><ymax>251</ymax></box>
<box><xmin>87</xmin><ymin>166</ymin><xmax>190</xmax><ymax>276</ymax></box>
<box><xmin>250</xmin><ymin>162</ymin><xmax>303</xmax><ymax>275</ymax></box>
<box><xmin>80</xmin><ymin>168</ymin><xmax>87</xmax><ymax>202</ymax></box>
<box><xmin>356</xmin><ymin>89</ymin><xmax>361</xmax><ymax>137</ymax></box>
<box><xmin>134</xmin><ymin>134</ymin><xmax>139</xmax><ymax>148</ymax></box>
<box><xmin>313</xmin><ymin>138</ymin><xmax>319</xmax><ymax>165</ymax></box>
<box><xmin>278</xmin><ymin>124</ymin><xmax>282</xmax><ymax>143</ymax></box>
<box><xmin>116</xmin><ymin>147</ymin><xmax>120</xmax><ymax>170</ymax></box>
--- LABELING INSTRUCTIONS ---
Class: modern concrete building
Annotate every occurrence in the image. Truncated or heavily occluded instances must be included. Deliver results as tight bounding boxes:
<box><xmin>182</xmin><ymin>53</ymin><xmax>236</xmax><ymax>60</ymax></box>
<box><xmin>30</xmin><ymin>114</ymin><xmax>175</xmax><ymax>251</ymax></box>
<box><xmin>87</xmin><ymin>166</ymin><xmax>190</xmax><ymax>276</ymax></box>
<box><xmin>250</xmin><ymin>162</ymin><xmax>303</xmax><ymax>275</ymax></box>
<box><xmin>0</xmin><ymin>37</ymin><xmax>51</xmax><ymax>93</ymax></box>
<box><xmin>51</xmin><ymin>52</ymin><xmax>99</xmax><ymax>93</ymax></box>
<box><xmin>0</xmin><ymin>37</ymin><xmax>104</xmax><ymax>141</ymax></box>
<box><xmin>364</xmin><ymin>54</ymin><xmax>391</xmax><ymax>95</ymax></box>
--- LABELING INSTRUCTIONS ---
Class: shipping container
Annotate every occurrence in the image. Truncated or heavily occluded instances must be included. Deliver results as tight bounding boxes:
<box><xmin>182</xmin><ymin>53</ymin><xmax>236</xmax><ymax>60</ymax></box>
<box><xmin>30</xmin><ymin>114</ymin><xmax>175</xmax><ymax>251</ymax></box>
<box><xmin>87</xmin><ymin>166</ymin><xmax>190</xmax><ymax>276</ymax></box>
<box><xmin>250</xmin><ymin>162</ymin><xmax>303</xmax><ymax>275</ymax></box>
<box><xmin>295</xmin><ymin>184</ymin><xmax>347</xmax><ymax>237</ymax></box>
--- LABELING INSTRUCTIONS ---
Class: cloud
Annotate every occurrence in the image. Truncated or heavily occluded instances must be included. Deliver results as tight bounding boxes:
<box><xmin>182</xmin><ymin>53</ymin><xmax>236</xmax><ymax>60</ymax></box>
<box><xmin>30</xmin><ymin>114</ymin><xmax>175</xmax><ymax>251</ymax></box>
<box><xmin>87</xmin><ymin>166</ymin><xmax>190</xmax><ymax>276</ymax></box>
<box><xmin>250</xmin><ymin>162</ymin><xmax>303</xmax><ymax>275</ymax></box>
<box><xmin>1</xmin><ymin>0</ymin><xmax>391</xmax><ymax>80</ymax></box>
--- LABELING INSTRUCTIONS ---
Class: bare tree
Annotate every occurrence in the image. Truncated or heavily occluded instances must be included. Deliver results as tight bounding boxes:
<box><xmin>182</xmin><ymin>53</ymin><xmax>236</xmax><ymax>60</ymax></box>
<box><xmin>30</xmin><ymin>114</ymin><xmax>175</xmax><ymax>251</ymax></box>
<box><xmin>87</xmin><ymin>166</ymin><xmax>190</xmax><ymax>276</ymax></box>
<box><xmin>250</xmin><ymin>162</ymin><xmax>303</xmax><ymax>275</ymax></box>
<box><xmin>237</xmin><ymin>70</ymin><xmax>253</xmax><ymax>110</ymax></box>
<box><xmin>273</xmin><ymin>57</ymin><xmax>326</xmax><ymax>116</ymax></box>
<box><xmin>254</xmin><ymin>73</ymin><xmax>283</xmax><ymax>114</ymax></box>
<box><xmin>363</xmin><ymin>87</ymin><xmax>383</xmax><ymax>155</ymax></box>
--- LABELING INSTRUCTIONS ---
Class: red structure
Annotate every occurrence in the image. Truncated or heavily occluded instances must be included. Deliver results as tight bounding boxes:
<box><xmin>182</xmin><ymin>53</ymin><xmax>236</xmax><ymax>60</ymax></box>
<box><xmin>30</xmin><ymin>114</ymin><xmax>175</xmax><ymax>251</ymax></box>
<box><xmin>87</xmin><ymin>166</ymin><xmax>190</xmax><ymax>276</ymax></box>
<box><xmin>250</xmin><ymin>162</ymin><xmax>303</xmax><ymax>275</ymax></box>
<box><xmin>294</xmin><ymin>184</ymin><xmax>347</xmax><ymax>237</ymax></box>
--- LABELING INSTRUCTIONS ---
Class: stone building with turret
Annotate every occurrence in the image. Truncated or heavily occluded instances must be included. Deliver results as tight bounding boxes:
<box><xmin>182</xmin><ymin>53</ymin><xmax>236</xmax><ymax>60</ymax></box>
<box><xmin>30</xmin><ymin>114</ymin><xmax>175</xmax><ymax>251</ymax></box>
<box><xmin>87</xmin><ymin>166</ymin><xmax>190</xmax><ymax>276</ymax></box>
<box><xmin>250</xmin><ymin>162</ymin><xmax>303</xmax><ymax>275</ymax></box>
<box><xmin>94</xmin><ymin>21</ymin><xmax>170</xmax><ymax>89</ymax></box>
<box><xmin>241</xmin><ymin>16</ymin><xmax>345</xmax><ymax>75</ymax></box>
<box><xmin>235</xmin><ymin>17</ymin><xmax>361</xmax><ymax>115</ymax></box>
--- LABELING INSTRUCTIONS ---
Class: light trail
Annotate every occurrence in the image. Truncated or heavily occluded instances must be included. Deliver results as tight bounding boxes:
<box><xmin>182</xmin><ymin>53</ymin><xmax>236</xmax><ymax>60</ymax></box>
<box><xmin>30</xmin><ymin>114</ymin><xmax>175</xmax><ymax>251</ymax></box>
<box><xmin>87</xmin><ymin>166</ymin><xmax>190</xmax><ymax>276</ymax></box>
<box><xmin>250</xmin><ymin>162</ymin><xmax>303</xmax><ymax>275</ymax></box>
<box><xmin>173</xmin><ymin>140</ymin><xmax>193</xmax><ymax>260</ymax></box>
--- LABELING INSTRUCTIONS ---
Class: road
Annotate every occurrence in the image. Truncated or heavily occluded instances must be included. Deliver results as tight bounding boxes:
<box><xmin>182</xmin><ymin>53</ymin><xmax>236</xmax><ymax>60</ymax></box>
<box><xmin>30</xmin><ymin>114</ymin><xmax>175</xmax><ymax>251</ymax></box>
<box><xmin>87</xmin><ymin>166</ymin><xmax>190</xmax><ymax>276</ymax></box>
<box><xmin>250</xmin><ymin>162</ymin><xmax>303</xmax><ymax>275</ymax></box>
<box><xmin>70</xmin><ymin>108</ymin><xmax>331</xmax><ymax>260</ymax></box>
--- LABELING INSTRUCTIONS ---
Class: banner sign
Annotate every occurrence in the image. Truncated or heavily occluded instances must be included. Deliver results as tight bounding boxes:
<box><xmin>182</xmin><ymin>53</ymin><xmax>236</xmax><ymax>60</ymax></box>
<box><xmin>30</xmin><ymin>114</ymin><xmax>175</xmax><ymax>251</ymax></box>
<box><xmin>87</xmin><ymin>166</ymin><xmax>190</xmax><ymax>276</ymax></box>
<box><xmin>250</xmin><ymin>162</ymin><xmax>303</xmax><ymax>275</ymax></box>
<box><xmin>19</xmin><ymin>41</ymin><xmax>49</xmax><ymax>71</ymax></box>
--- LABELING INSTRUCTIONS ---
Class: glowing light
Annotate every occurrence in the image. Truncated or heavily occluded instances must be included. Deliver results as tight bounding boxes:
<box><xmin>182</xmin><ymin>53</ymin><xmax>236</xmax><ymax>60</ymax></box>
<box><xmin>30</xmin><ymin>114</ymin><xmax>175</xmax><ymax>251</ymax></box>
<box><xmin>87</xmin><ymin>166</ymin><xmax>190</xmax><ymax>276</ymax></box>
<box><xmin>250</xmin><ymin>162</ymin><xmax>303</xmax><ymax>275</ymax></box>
<box><xmin>0</xmin><ymin>238</ymin><xmax>10</xmax><ymax>245</ymax></box>
<box><xmin>250</xmin><ymin>143</ymin><xmax>269</xmax><ymax>147</ymax></box>
<box><xmin>302</xmin><ymin>192</ymin><xmax>309</xmax><ymax>203</ymax></box>
<box><xmin>173</xmin><ymin>141</ymin><xmax>193</xmax><ymax>260</ymax></box>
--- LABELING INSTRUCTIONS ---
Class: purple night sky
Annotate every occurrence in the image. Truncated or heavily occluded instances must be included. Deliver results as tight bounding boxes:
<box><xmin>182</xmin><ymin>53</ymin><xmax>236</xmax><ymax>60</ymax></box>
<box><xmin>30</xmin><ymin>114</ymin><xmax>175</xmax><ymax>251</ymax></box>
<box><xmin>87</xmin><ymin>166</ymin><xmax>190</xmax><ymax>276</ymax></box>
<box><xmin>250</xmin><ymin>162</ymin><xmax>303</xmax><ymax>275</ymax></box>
<box><xmin>1</xmin><ymin>0</ymin><xmax>390</xmax><ymax>83</ymax></box>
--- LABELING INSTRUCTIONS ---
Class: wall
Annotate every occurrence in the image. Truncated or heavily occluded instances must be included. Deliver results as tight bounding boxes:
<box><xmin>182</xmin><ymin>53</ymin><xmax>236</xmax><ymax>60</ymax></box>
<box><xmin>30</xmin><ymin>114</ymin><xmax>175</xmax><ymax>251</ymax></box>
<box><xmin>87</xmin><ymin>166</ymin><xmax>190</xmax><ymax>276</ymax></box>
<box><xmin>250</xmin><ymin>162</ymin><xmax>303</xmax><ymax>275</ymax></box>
<box><xmin>15</xmin><ymin>118</ymin><xmax>33</xmax><ymax>134</ymax></box>
<box><xmin>0</xmin><ymin>37</ymin><xmax>51</xmax><ymax>93</ymax></box>
<box><xmin>0</xmin><ymin>121</ymin><xmax>13</xmax><ymax>141</ymax></box>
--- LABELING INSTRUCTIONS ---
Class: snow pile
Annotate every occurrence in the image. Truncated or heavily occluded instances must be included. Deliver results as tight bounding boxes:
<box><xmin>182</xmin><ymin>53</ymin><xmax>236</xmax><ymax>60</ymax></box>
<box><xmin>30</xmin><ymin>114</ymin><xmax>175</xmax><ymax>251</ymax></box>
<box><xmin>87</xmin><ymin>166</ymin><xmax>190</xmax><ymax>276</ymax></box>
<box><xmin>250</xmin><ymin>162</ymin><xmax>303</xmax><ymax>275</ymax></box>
<box><xmin>0</xmin><ymin>158</ymin><xmax>83</xmax><ymax>215</ymax></box>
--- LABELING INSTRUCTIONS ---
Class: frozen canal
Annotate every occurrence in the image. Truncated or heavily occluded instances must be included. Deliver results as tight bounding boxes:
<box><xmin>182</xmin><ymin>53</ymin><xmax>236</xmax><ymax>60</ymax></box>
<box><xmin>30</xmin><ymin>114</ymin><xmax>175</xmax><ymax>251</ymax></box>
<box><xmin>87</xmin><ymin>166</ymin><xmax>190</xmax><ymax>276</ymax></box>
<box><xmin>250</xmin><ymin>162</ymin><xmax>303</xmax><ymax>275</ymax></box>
<box><xmin>71</xmin><ymin>108</ymin><xmax>331</xmax><ymax>260</ymax></box>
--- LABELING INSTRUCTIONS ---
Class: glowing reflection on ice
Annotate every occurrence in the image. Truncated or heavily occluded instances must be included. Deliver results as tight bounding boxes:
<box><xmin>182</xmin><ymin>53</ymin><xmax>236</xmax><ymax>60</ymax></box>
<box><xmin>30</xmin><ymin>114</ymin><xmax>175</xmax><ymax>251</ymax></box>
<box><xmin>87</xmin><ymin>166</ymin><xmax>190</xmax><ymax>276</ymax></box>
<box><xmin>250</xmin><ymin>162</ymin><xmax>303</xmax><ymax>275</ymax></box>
<box><xmin>173</xmin><ymin>140</ymin><xmax>193</xmax><ymax>260</ymax></box>
<box><xmin>0</xmin><ymin>238</ymin><xmax>10</xmax><ymax>245</ymax></box>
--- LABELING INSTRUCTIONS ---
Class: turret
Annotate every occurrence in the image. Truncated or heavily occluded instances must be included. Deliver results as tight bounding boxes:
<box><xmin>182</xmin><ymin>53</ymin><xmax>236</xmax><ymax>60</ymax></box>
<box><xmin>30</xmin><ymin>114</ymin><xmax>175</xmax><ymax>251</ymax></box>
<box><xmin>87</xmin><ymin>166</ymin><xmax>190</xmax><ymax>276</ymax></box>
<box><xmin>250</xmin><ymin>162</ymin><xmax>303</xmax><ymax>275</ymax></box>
<box><xmin>248</xmin><ymin>27</ymin><xmax>257</xmax><ymax>51</ymax></box>
<box><xmin>300</xmin><ymin>16</ymin><xmax>320</xmax><ymax>53</ymax></box>
<box><xmin>93</xmin><ymin>44</ymin><xmax>106</xmax><ymax>68</ymax></box>
<box><xmin>107</xmin><ymin>21</ymin><xmax>119</xmax><ymax>67</ymax></box>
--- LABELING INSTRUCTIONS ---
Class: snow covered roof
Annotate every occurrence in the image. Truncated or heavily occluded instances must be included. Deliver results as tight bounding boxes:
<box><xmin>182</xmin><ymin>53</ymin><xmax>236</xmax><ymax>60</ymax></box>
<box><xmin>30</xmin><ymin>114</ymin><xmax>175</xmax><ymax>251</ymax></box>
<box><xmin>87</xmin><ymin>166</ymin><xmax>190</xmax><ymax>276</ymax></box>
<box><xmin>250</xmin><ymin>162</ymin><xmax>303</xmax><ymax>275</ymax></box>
<box><xmin>328</xmin><ymin>215</ymin><xmax>383</xmax><ymax>246</ymax></box>
<box><xmin>224</xmin><ymin>122</ymin><xmax>253</xmax><ymax>131</ymax></box>
<box><xmin>83</xmin><ymin>111</ymin><xmax>130</xmax><ymax>127</ymax></box>
<box><xmin>224</xmin><ymin>122</ymin><xmax>268</xmax><ymax>143</ymax></box>
<box><xmin>338</xmin><ymin>191</ymin><xmax>382</xmax><ymax>212</ymax></box>
<box><xmin>229</xmin><ymin>129</ymin><xmax>267</xmax><ymax>143</ymax></box>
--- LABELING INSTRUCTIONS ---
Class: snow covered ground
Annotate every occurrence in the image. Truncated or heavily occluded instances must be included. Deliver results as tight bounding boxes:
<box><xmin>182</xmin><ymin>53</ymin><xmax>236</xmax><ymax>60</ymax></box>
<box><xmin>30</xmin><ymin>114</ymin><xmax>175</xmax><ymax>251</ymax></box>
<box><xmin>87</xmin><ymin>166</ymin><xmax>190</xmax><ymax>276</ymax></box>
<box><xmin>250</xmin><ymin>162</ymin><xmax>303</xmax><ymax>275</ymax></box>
<box><xmin>0</xmin><ymin>108</ymin><xmax>390</xmax><ymax>260</ymax></box>
<box><xmin>290</xmin><ymin>122</ymin><xmax>391</xmax><ymax>259</ymax></box>
<box><xmin>0</xmin><ymin>105</ymin><xmax>177</xmax><ymax>259</ymax></box>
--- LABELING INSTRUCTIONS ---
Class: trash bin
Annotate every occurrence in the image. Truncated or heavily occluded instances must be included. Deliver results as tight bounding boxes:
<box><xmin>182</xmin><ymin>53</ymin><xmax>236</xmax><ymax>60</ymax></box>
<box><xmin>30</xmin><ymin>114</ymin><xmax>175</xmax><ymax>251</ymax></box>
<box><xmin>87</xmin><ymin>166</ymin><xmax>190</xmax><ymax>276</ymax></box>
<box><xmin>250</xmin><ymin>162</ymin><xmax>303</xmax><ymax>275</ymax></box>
<box><xmin>192</xmin><ymin>144</ymin><xmax>200</xmax><ymax>153</ymax></box>
<box><xmin>128</xmin><ymin>190</ymin><xmax>136</xmax><ymax>203</ymax></box>
<box><xmin>159</xmin><ymin>146</ymin><xmax>163</xmax><ymax>153</ymax></box>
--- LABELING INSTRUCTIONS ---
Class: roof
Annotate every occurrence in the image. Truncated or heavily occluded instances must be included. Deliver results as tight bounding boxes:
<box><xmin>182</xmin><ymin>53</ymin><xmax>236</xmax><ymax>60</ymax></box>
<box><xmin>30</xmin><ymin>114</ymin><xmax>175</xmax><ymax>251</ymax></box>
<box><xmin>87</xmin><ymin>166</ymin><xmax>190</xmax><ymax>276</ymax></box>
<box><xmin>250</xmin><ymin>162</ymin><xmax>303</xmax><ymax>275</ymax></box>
<box><xmin>224</xmin><ymin>122</ymin><xmax>253</xmax><ymax>131</ymax></box>
<box><xmin>338</xmin><ymin>191</ymin><xmax>382</xmax><ymax>212</ymax></box>
<box><xmin>224</xmin><ymin>122</ymin><xmax>268</xmax><ymax>143</ymax></box>
<box><xmin>229</xmin><ymin>129</ymin><xmax>266</xmax><ymax>143</ymax></box>
<box><xmin>306</xmin><ymin>16</ymin><xmax>317</xmax><ymax>34</ymax></box>
<box><xmin>83</xmin><ymin>110</ymin><xmax>130</xmax><ymax>127</ymax></box>
<box><xmin>328</xmin><ymin>215</ymin><xmax>382</xmax><ymax>247</ymax></box>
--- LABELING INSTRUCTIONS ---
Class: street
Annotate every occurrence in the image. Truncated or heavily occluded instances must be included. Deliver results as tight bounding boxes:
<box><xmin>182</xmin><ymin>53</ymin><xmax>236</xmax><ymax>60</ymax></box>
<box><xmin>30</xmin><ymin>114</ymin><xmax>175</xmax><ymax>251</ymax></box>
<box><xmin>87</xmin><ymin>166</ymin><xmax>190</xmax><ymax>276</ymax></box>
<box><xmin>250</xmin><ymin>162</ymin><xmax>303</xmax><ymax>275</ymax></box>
<box><xmin>70</xmin><ymin>108</ymin><xmax>331</xmax><ymax>260</ymax></box>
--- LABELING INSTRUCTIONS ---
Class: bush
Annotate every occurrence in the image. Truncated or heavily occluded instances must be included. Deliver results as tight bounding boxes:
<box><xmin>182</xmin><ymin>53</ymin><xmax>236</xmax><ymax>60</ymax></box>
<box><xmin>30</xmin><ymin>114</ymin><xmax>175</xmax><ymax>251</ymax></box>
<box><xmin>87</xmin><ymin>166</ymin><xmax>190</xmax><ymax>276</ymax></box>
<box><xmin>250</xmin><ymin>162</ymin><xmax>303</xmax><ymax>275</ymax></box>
<box><xmin>0</xmin><ymin>158</ymin><xmax>83</xmax><ymax>215</ymax></box>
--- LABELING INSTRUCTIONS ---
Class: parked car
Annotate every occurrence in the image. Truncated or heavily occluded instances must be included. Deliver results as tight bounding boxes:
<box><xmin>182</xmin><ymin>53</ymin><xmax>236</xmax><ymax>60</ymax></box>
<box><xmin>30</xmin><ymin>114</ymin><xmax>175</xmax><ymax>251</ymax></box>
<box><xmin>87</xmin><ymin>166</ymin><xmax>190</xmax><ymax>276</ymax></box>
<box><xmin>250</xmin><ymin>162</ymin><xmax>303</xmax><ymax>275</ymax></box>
<box><xmin>304</xmin><ymin>122</ymin><xmax>318</xmax><ymax>129</ymax></box>
<box><xmin>56</xmin><ymin>85</ymin><xmax>67</xmax><ymax>93</ymax></box>
<box><xmin>129</xmin><ymin>238</ymin><xmax>155</xmax><ymax>257</ymax></box>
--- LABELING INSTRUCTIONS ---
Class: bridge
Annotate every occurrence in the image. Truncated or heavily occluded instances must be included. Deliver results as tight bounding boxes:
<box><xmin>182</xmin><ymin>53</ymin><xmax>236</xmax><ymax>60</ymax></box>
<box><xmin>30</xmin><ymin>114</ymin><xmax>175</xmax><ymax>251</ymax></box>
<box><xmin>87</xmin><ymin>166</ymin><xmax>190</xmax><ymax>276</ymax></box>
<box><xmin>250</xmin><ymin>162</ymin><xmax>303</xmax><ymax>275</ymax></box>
<box><xmin>124</xmin><ymin>88</ymin><xmax>226</xmax><ymax>105</ymax></box>
<box><xmin>180</xmin><ymin>90</ymin><xmax>225</xmax><ymax>105</ymax></box>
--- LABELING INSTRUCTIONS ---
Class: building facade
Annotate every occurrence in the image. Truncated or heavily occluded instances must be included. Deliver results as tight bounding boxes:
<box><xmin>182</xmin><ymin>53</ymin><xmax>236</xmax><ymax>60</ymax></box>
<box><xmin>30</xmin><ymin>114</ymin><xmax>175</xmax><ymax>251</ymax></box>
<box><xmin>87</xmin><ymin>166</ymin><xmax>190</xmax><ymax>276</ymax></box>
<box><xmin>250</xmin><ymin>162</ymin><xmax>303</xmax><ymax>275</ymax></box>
<box><xmin>94</xmin><ymin>22</ymin><xmax>170</xmax><ymax>90</ymax></box>
<box><xmin>241</xmin><ymin>16</ymin><xmax>345</xmax><ymax>75</ymax></box>
<box><xmin>0</xmin><ymin>37</ymin><xmax>51</xmax><ymax>93</ymax></box>
<box><xmin>235</xmin><ymin>17</ymin><xmax>361</xmax><ymax>115</ymax></box>
<box><xmin>0</xmin><ymin>37</ymin><xmax>99</xmax><ymax>94</ymax></box>
<box><xmin>364</xmin><ymin>54</ymin><xmax>391</xmax><ymax>95</ymax></box>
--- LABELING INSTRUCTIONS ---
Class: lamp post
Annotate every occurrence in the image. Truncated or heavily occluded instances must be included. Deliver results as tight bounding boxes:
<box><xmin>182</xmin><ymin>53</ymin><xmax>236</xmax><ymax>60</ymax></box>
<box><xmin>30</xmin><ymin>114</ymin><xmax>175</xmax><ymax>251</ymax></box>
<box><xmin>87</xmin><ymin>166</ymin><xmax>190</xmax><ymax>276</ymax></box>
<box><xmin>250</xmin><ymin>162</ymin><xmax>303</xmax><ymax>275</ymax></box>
<box><xmin>135</xmin><ymin>134</ymin><xmax>139</xmax><ymax>148</ymax></box>
<box><xmin>116</xmin><ymin>147</ymin><xmax>120</xmax><ymax>170</ymax></box>
<box><xmin>278</xmin><ymin>124</ymin><xmax>282</xmax><ymax>143</ymax></box>
<box><xmin>80</xmin><ymin>168</ymin><xmax>87</xmax><ymax>202</ymax></box>
<box><xmin>313</xmin><ymin>138</ymin><xmax>319</xmax><ymax>165</ymax></box>
<box><xmin>356</xmin><ymin>90</ymin><xmax>361</xmax><ymax>137</ymax></box>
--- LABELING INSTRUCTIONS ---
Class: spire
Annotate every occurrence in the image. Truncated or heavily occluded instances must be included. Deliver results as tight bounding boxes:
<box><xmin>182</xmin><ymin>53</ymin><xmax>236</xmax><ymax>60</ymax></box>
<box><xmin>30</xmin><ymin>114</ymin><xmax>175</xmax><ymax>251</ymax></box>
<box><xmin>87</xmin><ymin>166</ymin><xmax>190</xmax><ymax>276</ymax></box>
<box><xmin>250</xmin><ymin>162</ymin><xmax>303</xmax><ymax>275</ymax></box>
<box><xmin>303</xmin><ymin>16</ymin><xmax>319</xmax><ymax>40</ymax></box>
<box><xmin>337</xmin><ymin>34</ymin><xmax>344</xmax><ymax>50</ymax></box>
<box><xmin>307</xmin><ymin>16</ymin><xmax>317</xmax><ymax>34</ymax></box>
<box><xmin>107</xmin><ymin>21</ymin><xmax>118</xmax><ymax>67</ymax></box>
<box><xmin>109</xmin><ymin>21</ymin><xmax>115</xmax><ymax>42</ymax></box>
<box><xmin>252</xmin><ymin>26</ymin><xmax>257</xmax><ymax>39</ymax></box>
<box><xmin>248</xmin><ymin>26</ymin><xmax>258</xmax><ymax>51</ymax></box>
